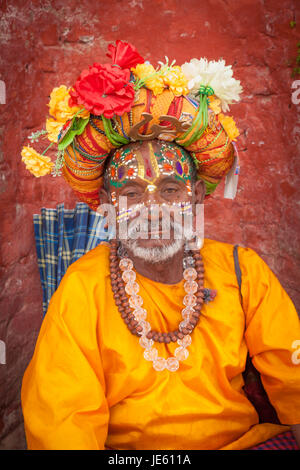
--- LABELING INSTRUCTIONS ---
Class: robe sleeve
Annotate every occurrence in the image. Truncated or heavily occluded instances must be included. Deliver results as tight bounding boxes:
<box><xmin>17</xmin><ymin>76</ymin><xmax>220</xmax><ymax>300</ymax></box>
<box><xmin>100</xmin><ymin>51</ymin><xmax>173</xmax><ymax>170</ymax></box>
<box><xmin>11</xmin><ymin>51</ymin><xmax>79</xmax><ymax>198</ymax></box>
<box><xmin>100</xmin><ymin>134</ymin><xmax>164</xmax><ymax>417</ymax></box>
<box><xmin>240</xmin><ymin>247</ymin><xmax>300</xmax><ymax>425</ymax></box>
<box><xmin>21</xmin><ymin>269</ymin><xmax>109</xmax><ymax>450</ymax></box>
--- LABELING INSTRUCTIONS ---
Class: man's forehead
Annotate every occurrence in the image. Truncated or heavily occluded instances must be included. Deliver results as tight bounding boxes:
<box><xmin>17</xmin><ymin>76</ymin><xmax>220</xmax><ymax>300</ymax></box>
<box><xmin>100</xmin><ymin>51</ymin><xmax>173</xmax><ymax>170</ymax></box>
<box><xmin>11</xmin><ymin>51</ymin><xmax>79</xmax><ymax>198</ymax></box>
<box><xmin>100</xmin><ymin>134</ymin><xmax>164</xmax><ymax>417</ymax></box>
<box><xmin>108</xmin><ymin>141</ymin><xmax>193</xmax><ymax>189</ymax></box>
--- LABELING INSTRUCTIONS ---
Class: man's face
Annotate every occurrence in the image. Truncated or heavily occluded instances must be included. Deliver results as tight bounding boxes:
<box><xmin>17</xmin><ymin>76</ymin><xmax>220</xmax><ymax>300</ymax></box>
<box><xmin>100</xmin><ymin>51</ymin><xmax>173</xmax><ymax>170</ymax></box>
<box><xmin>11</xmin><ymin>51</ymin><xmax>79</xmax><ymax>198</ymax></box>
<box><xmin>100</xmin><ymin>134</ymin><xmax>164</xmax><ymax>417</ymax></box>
<box><xmin>104</xmin><ymin>140</ymin><xmax>200</xmax><ymax>262</ymax></box>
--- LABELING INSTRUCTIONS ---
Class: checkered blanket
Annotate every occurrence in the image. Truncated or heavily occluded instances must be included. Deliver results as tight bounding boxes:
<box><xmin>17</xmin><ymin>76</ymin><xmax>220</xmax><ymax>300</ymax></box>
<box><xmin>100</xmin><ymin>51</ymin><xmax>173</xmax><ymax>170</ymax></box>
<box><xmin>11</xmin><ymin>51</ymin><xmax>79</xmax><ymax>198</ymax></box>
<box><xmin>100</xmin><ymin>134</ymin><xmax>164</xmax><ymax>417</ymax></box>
<box><xmin>250</xmin><ymin>431</ymin><xmax>299</xmax><ymax>450</ymax></box>
<box><xmin>34</xmin><ymin>203</ymin><xmax>109</xmax><ymax>315</ymax></box>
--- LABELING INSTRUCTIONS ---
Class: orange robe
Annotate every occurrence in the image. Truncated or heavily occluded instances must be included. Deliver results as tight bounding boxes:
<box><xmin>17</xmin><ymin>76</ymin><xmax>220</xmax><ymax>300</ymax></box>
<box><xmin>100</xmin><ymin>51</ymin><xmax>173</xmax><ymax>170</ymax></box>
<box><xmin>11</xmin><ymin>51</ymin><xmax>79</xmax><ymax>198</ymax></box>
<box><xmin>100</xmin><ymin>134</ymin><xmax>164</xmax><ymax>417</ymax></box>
<box><xmin>21</xmin><ymin>239</ymin><xmax>300</xmax><ymax>450</ymax></box>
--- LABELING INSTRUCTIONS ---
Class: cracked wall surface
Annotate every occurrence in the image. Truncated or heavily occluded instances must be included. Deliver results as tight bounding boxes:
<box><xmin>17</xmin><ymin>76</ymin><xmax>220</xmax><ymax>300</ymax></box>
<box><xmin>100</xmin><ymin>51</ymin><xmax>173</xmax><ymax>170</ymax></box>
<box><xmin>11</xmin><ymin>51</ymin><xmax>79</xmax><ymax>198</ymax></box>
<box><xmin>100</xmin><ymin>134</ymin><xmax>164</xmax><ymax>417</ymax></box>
<box><xmin>0</xmin><ymin>0</ymin><xmax>299</xmax><ymax>450</ymax></box>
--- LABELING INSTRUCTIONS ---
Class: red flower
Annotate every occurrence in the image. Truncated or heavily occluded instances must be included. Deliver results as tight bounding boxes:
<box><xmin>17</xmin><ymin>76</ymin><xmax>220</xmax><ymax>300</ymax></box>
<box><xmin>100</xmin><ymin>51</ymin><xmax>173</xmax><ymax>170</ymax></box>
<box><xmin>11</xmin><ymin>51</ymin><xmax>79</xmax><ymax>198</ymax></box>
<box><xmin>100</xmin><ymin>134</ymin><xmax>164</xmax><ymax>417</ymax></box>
<box><xmin>106</xmin><ymin>40</ymin><xmax>144</xmax><ymax>69</ymax></box>
<box><xmin>69</xmin><ymin>63</ymin><xmax>135</xmax><ymax>118</ymax></box>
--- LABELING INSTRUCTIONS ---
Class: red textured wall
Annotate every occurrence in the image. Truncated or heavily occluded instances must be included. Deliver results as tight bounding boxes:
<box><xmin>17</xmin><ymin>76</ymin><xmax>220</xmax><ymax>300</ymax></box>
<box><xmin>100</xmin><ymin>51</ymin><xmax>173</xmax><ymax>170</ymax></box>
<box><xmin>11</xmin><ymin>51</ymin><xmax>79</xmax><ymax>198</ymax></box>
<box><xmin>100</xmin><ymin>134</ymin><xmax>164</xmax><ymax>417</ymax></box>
<box><xmin>0</xmin><ymin>0</ymin><xmax>299</xmax><ymax>449</ymax></box>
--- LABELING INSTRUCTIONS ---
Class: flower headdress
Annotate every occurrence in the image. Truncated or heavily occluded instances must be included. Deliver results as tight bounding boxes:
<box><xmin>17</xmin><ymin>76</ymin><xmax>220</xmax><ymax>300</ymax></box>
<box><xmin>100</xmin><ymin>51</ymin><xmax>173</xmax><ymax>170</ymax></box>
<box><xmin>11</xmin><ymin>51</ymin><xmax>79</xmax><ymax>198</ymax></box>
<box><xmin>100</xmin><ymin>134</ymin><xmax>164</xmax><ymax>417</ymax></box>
<box><xmin>21</xmin><ymin>40</ymin><xmax>243</xmax><ymax>209</ymax></box>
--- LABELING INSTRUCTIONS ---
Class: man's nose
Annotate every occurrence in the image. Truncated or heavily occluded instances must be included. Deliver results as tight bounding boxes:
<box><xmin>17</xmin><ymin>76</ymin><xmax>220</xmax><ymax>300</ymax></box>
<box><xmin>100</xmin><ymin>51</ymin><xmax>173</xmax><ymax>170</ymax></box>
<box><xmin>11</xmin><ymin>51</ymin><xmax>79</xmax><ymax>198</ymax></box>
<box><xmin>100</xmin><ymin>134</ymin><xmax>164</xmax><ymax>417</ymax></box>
<box><xmin>139</xmin><ymin>192</ymin><xmax>162</xmax><ymax>222</ymax></box>
<box><xmin>144</xmin><ymin>189</ymin><xmax>158</xmax><ymax>204</ymax></box>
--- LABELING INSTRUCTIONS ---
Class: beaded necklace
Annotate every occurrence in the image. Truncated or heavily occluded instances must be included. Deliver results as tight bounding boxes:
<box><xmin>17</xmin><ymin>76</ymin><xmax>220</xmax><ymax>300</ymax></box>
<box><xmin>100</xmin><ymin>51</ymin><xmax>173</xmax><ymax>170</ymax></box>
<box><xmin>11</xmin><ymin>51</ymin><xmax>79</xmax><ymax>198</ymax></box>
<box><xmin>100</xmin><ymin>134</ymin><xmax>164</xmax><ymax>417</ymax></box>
<box><xmin>109</xmin><ymin>240</ymin><xmax>205</xmax><ymax>372</ymax></box>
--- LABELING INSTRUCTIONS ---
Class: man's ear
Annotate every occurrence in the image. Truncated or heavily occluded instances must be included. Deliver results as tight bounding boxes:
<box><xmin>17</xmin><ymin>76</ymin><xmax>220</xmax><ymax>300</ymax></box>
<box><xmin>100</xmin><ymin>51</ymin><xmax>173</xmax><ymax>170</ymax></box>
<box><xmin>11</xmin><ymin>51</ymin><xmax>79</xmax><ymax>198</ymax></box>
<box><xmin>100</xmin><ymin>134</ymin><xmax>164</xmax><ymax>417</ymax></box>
<box><xmin>99</xmin><ymin>186</ymin><xmax>111</xmax><ymax>205</ymax></box>
<box><xmin>97</xmin><ymin>187</ymin><xmax>112</xmax><ymax>220</ymax></box>
<box><xmin>97</xmin><ymin>187</ymin><xmax>113</xmax><ymax>230</ymax></box>
<box><xmin>193</xmin><ymin>179</ymin><xmax>206</xmax><ymax>204</ymax></box>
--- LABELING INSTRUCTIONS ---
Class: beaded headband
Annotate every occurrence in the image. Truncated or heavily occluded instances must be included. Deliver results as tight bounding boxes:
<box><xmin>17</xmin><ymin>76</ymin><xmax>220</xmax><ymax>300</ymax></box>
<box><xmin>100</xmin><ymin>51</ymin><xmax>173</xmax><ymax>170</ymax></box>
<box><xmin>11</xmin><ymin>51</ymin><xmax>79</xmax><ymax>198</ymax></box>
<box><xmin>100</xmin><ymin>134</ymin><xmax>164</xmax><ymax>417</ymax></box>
<box><xmin>21</xmin><ymin>40</ymin><xmax>243</xmax><ymax>211</ymax></box>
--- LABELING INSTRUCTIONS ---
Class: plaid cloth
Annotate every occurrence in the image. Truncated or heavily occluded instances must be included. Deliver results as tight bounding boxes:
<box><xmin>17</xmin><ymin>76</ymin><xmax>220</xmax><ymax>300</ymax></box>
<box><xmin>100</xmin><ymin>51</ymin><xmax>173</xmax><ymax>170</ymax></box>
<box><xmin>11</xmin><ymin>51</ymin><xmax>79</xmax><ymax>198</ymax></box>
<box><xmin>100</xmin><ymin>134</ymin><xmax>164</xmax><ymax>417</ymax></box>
<box><xmin>250</xmin><ymin>431</ymin><xmax>299</xmax><ymax>450</ymax></box>
<box><xmin>34</xmin><ymin>203</ymin><xmax>109</xmax><ymax>316</ymax></box>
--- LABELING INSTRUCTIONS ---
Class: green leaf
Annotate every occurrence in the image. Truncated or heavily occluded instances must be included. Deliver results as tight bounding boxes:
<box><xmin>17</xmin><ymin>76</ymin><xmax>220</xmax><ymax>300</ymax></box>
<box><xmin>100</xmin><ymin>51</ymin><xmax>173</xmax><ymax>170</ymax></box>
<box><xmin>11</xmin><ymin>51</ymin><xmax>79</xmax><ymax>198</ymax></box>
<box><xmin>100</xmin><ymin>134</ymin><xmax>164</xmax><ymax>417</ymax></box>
<box><xmin>292</xmin><ymin>67</ymin><xmax>300</xmax><ymax>77</ymax></box>
<box><xmin>58</xmin><ymin>117</ymin><xmax>89</xmax><ymax>151</ymax></box>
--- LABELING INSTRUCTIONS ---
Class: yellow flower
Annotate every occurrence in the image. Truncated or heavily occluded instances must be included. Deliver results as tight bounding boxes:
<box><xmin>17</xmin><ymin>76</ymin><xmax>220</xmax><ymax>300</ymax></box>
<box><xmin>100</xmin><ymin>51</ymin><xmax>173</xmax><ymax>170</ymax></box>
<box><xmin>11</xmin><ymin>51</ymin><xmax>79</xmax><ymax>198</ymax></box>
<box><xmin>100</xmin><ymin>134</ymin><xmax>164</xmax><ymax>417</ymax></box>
<box><xmin>131</xmin><ymin>63</ymin><xmax>165</xmax><ymax>96</ymax></box>
<box><xmin>208</xmin><ymin>96</ymin><xmax>221</xmax><ymax>115</ymax></box>
<box><xmin>218</xmin><ymin>113</ymin><xmax>240</xmax><ymax>141</ymax></box>
<box><xmin>161</xmin><ymin>65</ymin><xmax>189</xmax><ymax>96</ymax></box>
<box><xmin>21</xmin><ymin>146</ymin><xmax>54</xmax><ymax>177</ymax></box>
<box><xmin>46</xmin><ymin>118</ymin><xmax>64</xmax><ymax>143</ymax></box>
<box><xmin>48</xmin><ymin>85</ymin><xmax>90</xmax><ymax>122</ymax></box>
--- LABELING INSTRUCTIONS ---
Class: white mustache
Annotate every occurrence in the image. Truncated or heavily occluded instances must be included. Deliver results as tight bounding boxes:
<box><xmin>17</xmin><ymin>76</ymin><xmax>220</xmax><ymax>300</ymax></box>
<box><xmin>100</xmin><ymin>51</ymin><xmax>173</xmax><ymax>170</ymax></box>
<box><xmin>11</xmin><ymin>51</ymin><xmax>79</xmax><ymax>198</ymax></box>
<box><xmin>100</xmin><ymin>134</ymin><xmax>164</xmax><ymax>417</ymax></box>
<box><xmin>124</xmin><ymin>205</ymin><xmax>195</xmax><ymax>240</ymax></box>
<box><xmin>127</xmin><ymin>239</ymin><xmax>184</xmax><ymax>263</ymax></box>
<box><xmin>126</xmin><ymin>219</ymin><xmax>194</xmax><ymax>240</ymax></box>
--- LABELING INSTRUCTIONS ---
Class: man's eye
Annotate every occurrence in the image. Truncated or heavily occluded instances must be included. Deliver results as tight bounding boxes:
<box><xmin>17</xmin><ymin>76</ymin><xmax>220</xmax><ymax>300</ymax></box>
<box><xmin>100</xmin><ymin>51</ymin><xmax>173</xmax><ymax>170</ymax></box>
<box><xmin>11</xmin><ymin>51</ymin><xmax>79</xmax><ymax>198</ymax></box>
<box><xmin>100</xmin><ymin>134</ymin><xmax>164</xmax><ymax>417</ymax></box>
<box><xmin>163</xmin><ymin>187</ymin><xmax>178</xmax><ymax>194</ymax></box>
<box><xmin>126</xmin><ymin>192</ymin><xmax>140</xmax><ymax>198</ymax></box>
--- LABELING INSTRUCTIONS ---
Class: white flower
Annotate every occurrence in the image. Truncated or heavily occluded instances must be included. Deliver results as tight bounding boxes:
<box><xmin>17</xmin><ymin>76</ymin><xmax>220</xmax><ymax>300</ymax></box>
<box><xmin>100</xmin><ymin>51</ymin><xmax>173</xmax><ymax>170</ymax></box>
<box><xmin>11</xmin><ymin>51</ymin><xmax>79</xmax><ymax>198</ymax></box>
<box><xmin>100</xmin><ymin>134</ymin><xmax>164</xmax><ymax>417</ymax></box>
<box><xmin>181</xmin><ymin>58</ymin><xmax>243</xmax><ymax>112</ymax></box>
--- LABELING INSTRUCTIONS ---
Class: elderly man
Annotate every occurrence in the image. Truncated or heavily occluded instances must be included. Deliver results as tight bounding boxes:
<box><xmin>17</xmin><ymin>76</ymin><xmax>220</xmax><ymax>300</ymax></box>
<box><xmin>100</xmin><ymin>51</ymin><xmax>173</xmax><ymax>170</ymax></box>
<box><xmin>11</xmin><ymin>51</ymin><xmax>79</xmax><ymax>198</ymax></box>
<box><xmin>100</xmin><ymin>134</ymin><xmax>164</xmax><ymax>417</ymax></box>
<box><xmin>21</xmin><ymin>41</ymin><xmax>300</xmax><ymax>450</ymax></box>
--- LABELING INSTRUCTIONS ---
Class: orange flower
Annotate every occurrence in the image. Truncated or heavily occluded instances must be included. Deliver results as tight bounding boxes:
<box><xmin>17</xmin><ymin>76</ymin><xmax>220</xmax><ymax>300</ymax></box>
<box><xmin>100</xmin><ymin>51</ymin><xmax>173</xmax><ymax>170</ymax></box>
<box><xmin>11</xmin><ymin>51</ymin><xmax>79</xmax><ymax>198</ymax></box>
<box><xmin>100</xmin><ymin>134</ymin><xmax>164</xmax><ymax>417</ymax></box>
<box><xmin>208</xmin><ymin>96</ymin><xmax>222</xmax><ymax>115</ymax></box>
<box><xmin>46</xmin><ymin>118</ymin><xmax>64</xmax><ymax>143</ymax></box>
<box><xmin>218</xmin><ymin>113</ymin><xmax>240</xmax><ymax>141</ymax></box>
<box><xmin>131</xmin><ymin>63</ymin><xmax>165</xmax><ymax>96</ymax></box>
<box><xmin>161</xmin><ymin>66</ymin><xmax>189</xmax><ymax>96</ymax></box>
<box><xmin>21</xmin><ymin>146</ymin><xmax>54</xmax><ymax>177</ymax></box>
<box><xmin>48</xmin><ymin>85</ymin><xmax>90</xmax><ymax>122</ymax></box>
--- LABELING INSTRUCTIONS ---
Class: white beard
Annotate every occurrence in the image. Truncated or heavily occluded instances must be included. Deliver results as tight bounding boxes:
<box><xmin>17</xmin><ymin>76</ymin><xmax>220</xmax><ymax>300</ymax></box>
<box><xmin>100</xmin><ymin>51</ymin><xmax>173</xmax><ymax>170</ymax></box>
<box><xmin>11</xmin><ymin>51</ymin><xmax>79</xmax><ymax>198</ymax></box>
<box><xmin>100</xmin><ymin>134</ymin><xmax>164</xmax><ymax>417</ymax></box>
<box><xmin>120</xmin><ymin>217</ymin><xmax>196</xmax><ymax>264</ymax></box>
<box><xmin>123</xmin><ymin>238</ymin><xmax>184</xmax><ymax>263</ymax></box>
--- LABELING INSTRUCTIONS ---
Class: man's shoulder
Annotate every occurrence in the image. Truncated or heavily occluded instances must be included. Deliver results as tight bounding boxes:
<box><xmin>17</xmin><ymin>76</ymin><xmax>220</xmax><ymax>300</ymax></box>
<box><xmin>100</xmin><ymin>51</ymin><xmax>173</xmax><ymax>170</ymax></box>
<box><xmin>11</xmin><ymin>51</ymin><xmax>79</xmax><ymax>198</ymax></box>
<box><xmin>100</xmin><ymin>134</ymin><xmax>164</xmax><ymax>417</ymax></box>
<box><xmin>202</xmin><ymin>238</ymin><xmax>238</xmax><ymax>260</ymax></box>
<box><xmin>202</xmin><ymin>238</ymin><xmax>260</xmax><ymax>273</ymax></box>
<box><xmin>46</xmin><ymin>242</ymin><xmax>111</xmax><ymax>323</ymax></box>
<box><xmin>65</xmin><ymin>242</ymin><xmax>110</xmax><ymax>280</ymax></box>
<box><xmin>63</xmin><ymin>238</ymin><xmax>263</xmax><ymax>281</ymax></box>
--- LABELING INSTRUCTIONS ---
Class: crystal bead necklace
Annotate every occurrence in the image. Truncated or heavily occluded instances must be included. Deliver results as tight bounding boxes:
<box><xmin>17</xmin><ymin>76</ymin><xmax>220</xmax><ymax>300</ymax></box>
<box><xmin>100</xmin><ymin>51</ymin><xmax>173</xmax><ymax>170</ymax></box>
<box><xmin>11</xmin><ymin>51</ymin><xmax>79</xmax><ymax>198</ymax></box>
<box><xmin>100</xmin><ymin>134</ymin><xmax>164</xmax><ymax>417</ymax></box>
<box><xmin>109</xmin><ymin>240</ymin><xmax>205</xmax><ymax>372</ymax></box>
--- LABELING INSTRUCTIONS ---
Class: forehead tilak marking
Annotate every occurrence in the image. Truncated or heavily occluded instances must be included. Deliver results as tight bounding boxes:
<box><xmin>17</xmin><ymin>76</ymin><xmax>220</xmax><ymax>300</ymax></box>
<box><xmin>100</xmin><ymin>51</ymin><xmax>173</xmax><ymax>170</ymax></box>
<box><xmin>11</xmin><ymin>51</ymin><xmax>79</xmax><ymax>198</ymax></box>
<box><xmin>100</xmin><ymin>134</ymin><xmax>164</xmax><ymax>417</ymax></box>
<box><xmin>135</xmin><ymin>142</ymin><xmax>160</xmax><ymax>184</ymax></box>
<box><xmin>146</xmin><ymin>184</ymin><xmax>157</xmax><ymax>192</ymax></box>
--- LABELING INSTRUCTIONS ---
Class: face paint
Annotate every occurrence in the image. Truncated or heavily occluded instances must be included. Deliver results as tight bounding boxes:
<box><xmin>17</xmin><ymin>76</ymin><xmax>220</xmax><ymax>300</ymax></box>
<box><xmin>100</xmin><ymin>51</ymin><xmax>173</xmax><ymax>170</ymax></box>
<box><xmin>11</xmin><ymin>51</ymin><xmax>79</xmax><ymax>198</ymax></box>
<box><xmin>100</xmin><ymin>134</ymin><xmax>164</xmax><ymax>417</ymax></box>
<box><xmin>146</xmin><ymin>184</ymin><xmax>157</xmax><ymax>193</ymax></box>
<box><xmin>186</xmin><ymin>180</ymin><xmax>193</xmax><ymax>197</ymax></box>
<box><xmin>109</xmin><ymin>147</ymin><xmax>139</xmax><ymax>188</ymax></box>
<box><xmin>116</xmin><ymin>203</ymin><xmax>145</xmax><ymax>223</ymax></box>
<box><xmin>109</xmin><ymin>142</ymin><xmax>159</xmax><ymax>189</ymax></box>
<box><xmin>109</xmin><ymin>141</ymin><xmax>193</xmax><ymax>193</ymax></box>
<box><xmin>156</xmin><ymin>142</ymin><xmax>193</xmax><ymax>189</ymax></box>
<box><xmin>111</xmin><ymin>191</ymin><xmax>118</xmax><ymax>208</ymax></box>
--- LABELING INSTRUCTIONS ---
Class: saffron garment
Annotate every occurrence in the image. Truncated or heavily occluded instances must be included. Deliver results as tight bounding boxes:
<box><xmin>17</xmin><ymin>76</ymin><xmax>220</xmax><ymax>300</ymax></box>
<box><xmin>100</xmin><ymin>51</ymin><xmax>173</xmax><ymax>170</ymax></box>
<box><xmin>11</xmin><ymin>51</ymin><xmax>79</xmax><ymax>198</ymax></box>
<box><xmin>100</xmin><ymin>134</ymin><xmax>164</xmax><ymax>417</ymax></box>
<box><xmin>21</xmin><ymin>239</ymin><xmax>300</xmax><ymax>450</ymax></box>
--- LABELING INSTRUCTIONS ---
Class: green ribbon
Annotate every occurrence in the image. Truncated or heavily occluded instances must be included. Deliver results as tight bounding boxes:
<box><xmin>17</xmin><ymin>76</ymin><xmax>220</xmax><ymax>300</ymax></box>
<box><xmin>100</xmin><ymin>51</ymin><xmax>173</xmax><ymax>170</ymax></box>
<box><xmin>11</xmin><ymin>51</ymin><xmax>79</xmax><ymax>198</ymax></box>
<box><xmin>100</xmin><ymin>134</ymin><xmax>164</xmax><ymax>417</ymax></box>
<box><xmin>101</xmin><ymin>116</ymin><xmax>129</xmax><ymax>146</ymax></box>
<box><xmin>197</xmin><ymin>85</ymin><xmax>214</xmax><ymax>97</ymax></box>
<box><xmin>176</xmin><ymin>84</ymin><xmax>215</xmax><ymax>148</ymax></box>
<box><xmin>202</xmin><ymin>179</ymin><xmax>219</xmax><ymax>195</ymax></box>
<box><xmin>58</xmin><ymin>117</ymin><xmax>89</xmax><ymax>151</ymax></box>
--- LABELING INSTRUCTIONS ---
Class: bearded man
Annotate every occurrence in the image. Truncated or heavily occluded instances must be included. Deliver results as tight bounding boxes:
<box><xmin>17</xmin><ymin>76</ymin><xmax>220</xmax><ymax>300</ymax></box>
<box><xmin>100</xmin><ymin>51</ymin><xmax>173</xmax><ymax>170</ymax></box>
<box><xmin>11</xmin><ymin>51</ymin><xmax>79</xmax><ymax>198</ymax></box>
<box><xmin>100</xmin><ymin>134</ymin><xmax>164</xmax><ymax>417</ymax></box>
<box><xmin>21</xmin><ymin>41</ymin><xmax>300</xmax><ymax>450</ymax></box>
